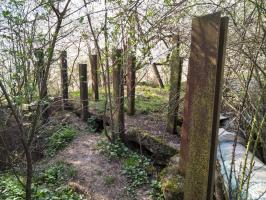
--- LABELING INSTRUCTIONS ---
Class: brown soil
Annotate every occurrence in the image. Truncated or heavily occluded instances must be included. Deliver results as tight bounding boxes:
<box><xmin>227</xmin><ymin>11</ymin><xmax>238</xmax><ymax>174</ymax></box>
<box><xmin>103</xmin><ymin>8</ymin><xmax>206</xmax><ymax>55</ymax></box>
<box><xmin>45</xmin><ymin>111</ymin><xmax>151</xmax><ymax>200</ymax></box>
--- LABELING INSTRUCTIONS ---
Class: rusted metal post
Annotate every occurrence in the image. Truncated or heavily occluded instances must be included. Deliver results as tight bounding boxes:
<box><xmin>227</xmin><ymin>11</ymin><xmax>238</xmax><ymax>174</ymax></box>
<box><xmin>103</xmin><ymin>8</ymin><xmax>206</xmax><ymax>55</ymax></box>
<box><xmin>60</xmin><ymin>51</ymin><xmax>69</xmax><ymax>109</ymax></box>
<box><xmin>34</xmin><ymin>49</ymin><xmax>49</xmax><ymax>121</ymax></box>
<box><xmin>126</xmin><ymin>53</ymin><xmax>136</xmax><ymax>115</ymax></box>
<box><xmin>152</xmin><ymin>63</ymin><xmax>164</xmax><ymax>88</ymax></box>
<box><xmin>179</xmin><ymin>12</ymin><xmax>228</xmax><ymax>200</ymax></box>
<box><xmin>207</xmin><ymin>16</ymin><xmax>229</xmax><ymax>200</ymax></box>
<box><xmin>79</xmin><ymin>64</ymin><xmax>89</xmax><ymax>121</ymax></box>
<box><xmin>90</xmin><ymin>54</ymin><xmax>99</xmax><ymax>101</ymax></box>
<box><xmin>112</xmin><ymin>49</ymin><xmax>125</xmax><ymax>141</ymax></box>
<box><xmin>166</xmin><ymin>36</ymin><xmax>183</xmax><ymax>134</ymax></box>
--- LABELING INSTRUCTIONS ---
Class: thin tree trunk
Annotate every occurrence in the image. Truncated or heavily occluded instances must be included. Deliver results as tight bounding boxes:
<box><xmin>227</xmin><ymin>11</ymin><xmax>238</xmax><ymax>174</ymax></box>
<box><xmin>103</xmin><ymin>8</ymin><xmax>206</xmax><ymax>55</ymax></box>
<box><xmin>152</xmin><ymin>63</ymin><xmax>164</xmax><ymax>88</ymax></box>
<box><xmin>25</xmin><ymin>148</ymin><xmax>32</xmax><ymax>200</ymax></box>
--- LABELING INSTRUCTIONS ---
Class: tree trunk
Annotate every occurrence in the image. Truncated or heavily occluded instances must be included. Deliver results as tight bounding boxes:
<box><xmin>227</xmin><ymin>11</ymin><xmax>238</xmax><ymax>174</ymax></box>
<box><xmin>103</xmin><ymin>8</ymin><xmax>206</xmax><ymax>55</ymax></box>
<box><xmin>152</xmin><ymin>63</ymin><xmax>164</xmax><ymax>88</ymax></box>
<box><xmin>25</xmin><ymin>148</ymin><xmax>32</xmax><ymax>200</ymax></box>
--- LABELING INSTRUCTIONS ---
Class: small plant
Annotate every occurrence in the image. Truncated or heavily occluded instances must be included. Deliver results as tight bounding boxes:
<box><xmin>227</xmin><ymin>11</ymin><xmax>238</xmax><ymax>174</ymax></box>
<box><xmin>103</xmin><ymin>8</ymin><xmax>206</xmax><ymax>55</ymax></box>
<box><xmin>36</xmin><ymin>162</ymin><xmax>76</xmax><ymax>185</ymax></box>
<box><xmin>98</xmin><ymin>138</ymin><xmax>159</xmax><ymax>198</ymax></box>
<box><xmin>87</xmin><ymin>116</ymin><xmax>97</xmax><ymax>132</ymax></box>
<box><xmin>45</xmin><ymin>127</ymin><xmax>76</xmax><ymax>156</ymax></box>
<box><xmin>97</xmin><ymin>139</ymin><xmax>129</xmax><ymax>159</ymax></box>
<box><xmin>0</xmin><ymin>173</ymin><xmax>24</xmax><ymax>200</ymax></box>
<box><xmin>104</xmin><ymin>175</ymin><xmax>116</xmax><ymax>185</ymax></box>
<box><xmin>122</xmin><ymin>153</ymin><xmax>150</xmax><ymax>188</ymax></box>
<box><xmin>150</xmin><ymin>179</ymin><xmax>165</xmax><ymax>200</ymax></box>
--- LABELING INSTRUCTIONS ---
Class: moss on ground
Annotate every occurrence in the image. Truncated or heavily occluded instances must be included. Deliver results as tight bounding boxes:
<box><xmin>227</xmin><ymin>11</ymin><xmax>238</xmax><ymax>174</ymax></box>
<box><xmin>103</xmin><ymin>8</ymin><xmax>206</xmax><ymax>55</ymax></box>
<box><xmin>160</xmin><ymin>165</ymin><xmax>184</xmax><ymax>200</ymax></box>
<box><xmin>70</xmin><ymin>85</ymin><xmax>172</xmax><ymax>115</ymax></box>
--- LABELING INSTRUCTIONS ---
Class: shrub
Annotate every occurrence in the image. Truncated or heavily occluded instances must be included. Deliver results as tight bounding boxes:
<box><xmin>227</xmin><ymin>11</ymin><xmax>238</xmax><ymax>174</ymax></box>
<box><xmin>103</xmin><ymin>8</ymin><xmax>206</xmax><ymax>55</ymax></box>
<box><xmin>45</xmin><ymin>127</ymin><xmax>76</xmax><ymax>156</ymax></box>
<box><xmin>0</xmin><ymin>162</ymin><xmax>84</xmax><ymax>200</ymax></box>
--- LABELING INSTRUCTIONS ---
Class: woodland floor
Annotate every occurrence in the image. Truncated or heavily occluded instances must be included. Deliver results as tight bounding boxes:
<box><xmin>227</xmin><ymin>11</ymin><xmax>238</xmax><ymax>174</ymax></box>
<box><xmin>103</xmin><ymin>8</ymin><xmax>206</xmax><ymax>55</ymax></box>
<box><xmin>42</xmin><ymin>85</ymin><xmax>181</xmax><ymax>200</ymax></box>
<box><xmin>0</xmin><ymin>85</ymin><xmax>181</xmax><ymax>199</ymax></box>
<box><xmin>42</xmin><ymin>111</ymin><xmax>162</xmax><ymax>200</ymax></box>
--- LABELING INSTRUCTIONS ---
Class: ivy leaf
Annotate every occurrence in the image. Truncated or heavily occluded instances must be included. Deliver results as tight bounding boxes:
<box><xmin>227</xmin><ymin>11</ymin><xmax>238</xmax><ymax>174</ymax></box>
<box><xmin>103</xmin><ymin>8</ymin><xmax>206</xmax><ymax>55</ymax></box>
<box><xmin>147</xmin><ymin>8</ymin><xmax>154</xmax><ymax>17</ymax></box>
<box><xmin>164</xmin><ymin>0</ymin><xmax>172</xmax><ymax>5</ymax></box>
<box><xmin>79</xmin><ymin>16</ymin><xmax>84</xmax><ymax>23</ymax></box>
<box><xmin>2</xmin><ymin>10</ymin><xmax>10</xmax><ymax>18</ymax></box>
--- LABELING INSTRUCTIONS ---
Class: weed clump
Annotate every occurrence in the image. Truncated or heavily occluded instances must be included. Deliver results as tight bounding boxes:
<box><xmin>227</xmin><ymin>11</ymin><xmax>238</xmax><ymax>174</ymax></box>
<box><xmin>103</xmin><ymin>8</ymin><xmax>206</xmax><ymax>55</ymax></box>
<box><xmin>97</xmin><ymin>138</ymin><xmax>164</xmax><ymax>199</ymax></box>
<box><xmin>45</xmin><ymin>127</ymin><xmax>76</xmax><ymax>156</ymax></box>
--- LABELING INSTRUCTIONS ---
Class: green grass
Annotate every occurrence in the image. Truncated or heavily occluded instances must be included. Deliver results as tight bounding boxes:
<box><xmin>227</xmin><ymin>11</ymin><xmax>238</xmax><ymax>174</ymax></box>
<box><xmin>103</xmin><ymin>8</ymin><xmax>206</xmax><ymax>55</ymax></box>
<box><xmin>0</xmin><ymin>162</ymin><xmax>84</xmax><ymax>200</ymax></box>
<box><xmin>134</xmin><ymin>85</ymin><xmax>169</xmax><ymax>114</ymax></box>
<box><xmin>70</xmin><ymin>85</ymin><xmax>170</xmax><ymax>115</ymax></box>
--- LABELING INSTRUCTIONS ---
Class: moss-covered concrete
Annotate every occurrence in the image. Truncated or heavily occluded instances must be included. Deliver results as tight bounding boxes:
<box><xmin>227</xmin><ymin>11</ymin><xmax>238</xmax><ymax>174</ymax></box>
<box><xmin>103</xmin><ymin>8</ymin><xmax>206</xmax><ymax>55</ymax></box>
<box><xmin>125</xmin><ymin>128</ymin><xmax>178</xmax><ymax>164</ymax></box>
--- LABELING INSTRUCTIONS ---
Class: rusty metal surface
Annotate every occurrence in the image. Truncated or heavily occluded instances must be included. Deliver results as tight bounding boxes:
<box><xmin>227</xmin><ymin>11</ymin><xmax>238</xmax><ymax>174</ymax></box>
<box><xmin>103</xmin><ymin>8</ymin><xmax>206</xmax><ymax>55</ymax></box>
<box><xmin>112</xmin><ymin>49</ymin><xmax>125</xmax><ymax>140</ymax></box>
<box><xmin>90</xmin><ymin>54</ymin><xmax>99</xmax><ymax>101</ymax></box>
<box><xmin>61</xmin><ymin>51</ymin><xmax>69</xmax><ymax>108</ymax></box>
<box><xmin>207</xmin><ymin>16</ymin><xmax>229</xmax><ymax>200</ymax></box>
<box><xmin>179</xmin><ymin>12</ymin><xmax>227</xmax><ymax>200</ymax></box>
<box><xmin>79</xmin><ymin>64</ymin><xmax>89</xmax><ymax>121</ymax></box>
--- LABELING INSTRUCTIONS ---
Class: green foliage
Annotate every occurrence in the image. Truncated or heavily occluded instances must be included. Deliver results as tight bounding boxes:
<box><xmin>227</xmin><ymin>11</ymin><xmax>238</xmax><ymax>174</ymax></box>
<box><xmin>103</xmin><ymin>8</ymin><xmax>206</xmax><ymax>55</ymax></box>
<box><xmin>87</xmin><ymin>116</ymin><xmax>98</xmax><ymax>132</ymax></box>
<box><xmin>98</xmin><ymin>139</ymin><xmax>163</xmax><ymax>199</ymax></box>
<box><xmin>0</xmin><ymin>173</ymin><xmax>24</xmax><ymax>200</ymax></box>
<box><xmin>150</xmin><ymin>180</ymin><xmax>165</xmax><ymax>200</ymax></box>
<box><xmin>97</xmin><ymin>139</ymin><xmax>129</xmax><ymax>159</ymax></box>
<box><xmin>122</xmin><ymin>153</ymin><xmax>150</xmax><ymax>188</ymax></box>
<box><xmin>36</xmin><ymin>162</ymin><xmax>76</xmax><ymax>185</ymax></box>
<box><xmin>135</xmin><ymin>85</ymin><xmax>168</xmax><ymax>114</ymax></box>
<box><xmin>2</xmin><ymin>10</ymin><xmax>10</xmax><ymax>18</ymax></box>
<box><xmin>45</xmin><ymin>127</ymin><xmax>76</xmax><ymax>156</ymax></box>
<box><xmin>79</xmin><ymin>16</ymin><xmax>84</xmax><ymax>23</ymax></box>
<box><xmin>0</xmin><ymin>162</ymin><xmax>84</xmax><ymax>200</ymax></box>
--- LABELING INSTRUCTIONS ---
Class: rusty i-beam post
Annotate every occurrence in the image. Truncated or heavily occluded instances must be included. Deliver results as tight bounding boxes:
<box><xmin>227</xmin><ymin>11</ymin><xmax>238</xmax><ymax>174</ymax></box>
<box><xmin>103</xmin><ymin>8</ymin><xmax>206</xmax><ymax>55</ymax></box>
<box><xmin>207</xmin><ymin>16</ymin><xmax>229</xmax><ymax>200</ymax></box>
<box><xmin>126</xmin><ymin>52</ymin><xmax>136</xmax><ymax>116</ymax></box>
<box><xmin>179</xmin><ymin>12</ymin><xmax>228</xmax><ymax>200</ymax></box>
<box><xmin>79</xmin><ymin>64</ymin><xmax>89</xmax><ymax>121</ymax></box>
<box><xmin>166</xmin><ymin>36</ymin><xmax>183</xmax><ymax>134</ymax></box>
<box><xmin>112</xmin><ymin>49</ymin><xmax>125</xmax><ymax>141</ymax></box>
<box><xmin>90</xmin><ymin>54</ymin><xmax>99</xmax><ymax>101</ymax></box>
<box><xmin>60</xmin><ymin>51</ymin><xmax>69</xmax><ymax>109</ymax></box>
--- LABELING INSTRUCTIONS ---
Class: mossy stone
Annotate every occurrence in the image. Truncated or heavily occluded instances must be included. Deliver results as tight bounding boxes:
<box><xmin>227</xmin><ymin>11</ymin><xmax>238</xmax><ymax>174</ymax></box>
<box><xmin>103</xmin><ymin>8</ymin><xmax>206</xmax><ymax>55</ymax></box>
<box><xmin>125</xmin><ymin>128</ymin><xmax>178</xmax><ymax>164</ymax></box>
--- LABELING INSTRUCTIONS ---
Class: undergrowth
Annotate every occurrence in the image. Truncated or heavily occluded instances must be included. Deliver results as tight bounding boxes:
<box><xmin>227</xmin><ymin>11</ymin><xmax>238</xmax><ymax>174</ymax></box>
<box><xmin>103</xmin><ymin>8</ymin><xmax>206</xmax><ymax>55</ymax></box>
<box><xmin>87</xmin><ymin>116</ymin><xmax>98</xmax><ymax>132</ymax></box>
<box><xmin>71</xmin><ymin>85</ymin><xmax>170</xmax><ymax>115</ymax></box>
<box><xmin>45</xmin><ymin>126</ymin><xmax>76</xmax><ymax>156</ymax></box>
<box><xmin>97</xmin><ymin>139</ymin><xmax>164</xmax><ymax>199</ymax></box>
<box><xmin>0</xmin><ymin>162</ymin><xmax>84</xmax><ymax>200</ymax></box>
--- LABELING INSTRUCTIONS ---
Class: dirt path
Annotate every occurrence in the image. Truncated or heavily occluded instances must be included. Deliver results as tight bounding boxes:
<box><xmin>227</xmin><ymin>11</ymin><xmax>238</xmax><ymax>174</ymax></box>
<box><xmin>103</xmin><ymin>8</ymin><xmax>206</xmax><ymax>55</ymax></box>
<box><xmin>50</xmin><ymin>112</ymin><xmax>151</xmax><ymax>200</ymax></box>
